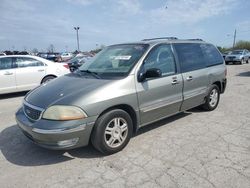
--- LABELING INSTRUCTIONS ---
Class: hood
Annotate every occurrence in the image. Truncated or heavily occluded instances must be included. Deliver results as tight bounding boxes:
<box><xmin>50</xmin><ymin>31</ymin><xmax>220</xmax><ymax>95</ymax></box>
<box><xmin>227</xmin><ymin>54</ymin><xmax>242</xmax><ymax>58</ymax></box>
<box><xmin>25</xmin><ymin>73</ymin><xmax>114</xmax><ymax>109</ymax></box>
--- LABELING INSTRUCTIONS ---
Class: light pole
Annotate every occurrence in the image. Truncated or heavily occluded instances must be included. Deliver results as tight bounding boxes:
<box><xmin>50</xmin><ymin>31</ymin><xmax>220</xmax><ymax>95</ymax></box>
<box><xmin>227</xmin><ymin>29</ymin><xmax>237</xmax><ymax>49</ymax></box>
<box><xmin>74</xmin><ymin>27</ymin><xmax>80</xmax><ymax>52</ymax></box>
<box><xmin>233</xmin><ymin>29</ymin><xmax>237</xmax><ymax>49</ymax></box>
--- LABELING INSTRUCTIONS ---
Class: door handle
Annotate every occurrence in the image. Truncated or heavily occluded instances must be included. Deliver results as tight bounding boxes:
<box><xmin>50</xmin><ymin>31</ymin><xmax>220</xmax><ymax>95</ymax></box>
<box><xmin>172</xmin><ymin>80</ymin><xmax>179</xmax><ymax>85</ymax></box>
<box><xmin>38</xmin><ymin>69</ymin><xmax>45</xmax><ymax>72</ymax></box>
<box><xmin>186</xmin><ymin>76</ymin><xmax>193</xmax><ymax>81</ymax></box>
<box><xmin>172</xmin><ymin>77</ymin><xmax>179</xmax><ymax>85</ymax></box>
<box><xmin>4</xmin><ymin>72</ymin><xmax>13</xmax><ymax>75</ymax></box>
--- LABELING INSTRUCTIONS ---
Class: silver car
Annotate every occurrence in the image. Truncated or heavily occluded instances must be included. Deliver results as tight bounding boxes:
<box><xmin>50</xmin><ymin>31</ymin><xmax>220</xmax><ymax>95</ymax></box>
<box><xmin>225</xmin><ymin>49</ymin><xmax>250</xmax><ymax>64</ymax></box>
<box><xmin>16</xmin><ymin>38</ymin><xmax>227</xmax><ymax>154</ymax></box>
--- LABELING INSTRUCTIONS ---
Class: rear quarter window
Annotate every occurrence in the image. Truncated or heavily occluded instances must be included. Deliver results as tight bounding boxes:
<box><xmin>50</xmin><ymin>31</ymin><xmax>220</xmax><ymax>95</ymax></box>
<box><xmin>200</xmin><ymin>44</ymin><xmax>223</xmax><ymax>67</ymax></box>
<box><xmin>0</xmin><ymin>57</ymin><xmax>13</xmax><ymax>70</ymax></box>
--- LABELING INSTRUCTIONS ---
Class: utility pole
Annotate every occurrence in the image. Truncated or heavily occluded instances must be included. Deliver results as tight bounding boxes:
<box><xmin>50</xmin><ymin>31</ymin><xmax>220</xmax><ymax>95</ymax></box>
<box><xmin>233</xmin><ymin>29</ymin><xmax>236</xmax><ymax>49</ymax></box>
<box><xmin>74</xmin><ymin>27</ymin><xmax>80</xmax><ymax>52</ymax></box>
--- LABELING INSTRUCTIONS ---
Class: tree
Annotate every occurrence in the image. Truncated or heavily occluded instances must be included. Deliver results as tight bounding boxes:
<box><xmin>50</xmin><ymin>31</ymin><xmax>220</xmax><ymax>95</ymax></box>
<box><xmin>217</xmin><ymin>40</ymin><xmax>250</xmax><ymax>53</ymax></box>
<box><xmin>32</xmin><ymin>48</ymin><xmax>38</xmax><ymax>54</ymax></box>
<box><xmin>47</xmin><ymin>44</ymin><xmax>55</xmax><ymax>53</ymax></box>
<box><xmin>234</xmin><ymin>40</ymin><xmax>250</xmax><ymax>50</ymax></box>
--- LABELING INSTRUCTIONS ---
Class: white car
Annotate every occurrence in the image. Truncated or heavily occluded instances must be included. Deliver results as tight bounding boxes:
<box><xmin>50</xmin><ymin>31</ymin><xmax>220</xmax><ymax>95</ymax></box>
<box><xmin>60</xmin><ymin>52</ymin><xmax>73</xmax><ymax>61</ymax></box>
<box><xmin>0</xmin><ymin>55</ymin><xmax>70</xmax><ymax>94</ymax></box>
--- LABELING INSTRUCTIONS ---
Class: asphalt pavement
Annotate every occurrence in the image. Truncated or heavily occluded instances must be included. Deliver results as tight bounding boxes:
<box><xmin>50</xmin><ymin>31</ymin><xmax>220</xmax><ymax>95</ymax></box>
<box><xmin>0</xmin><ymin>64</ymin><xmax>250</xmax><ymax>188</ymax></box>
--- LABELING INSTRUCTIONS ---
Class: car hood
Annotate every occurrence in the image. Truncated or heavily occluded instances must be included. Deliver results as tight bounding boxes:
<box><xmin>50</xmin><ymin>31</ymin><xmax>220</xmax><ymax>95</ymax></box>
<box><xmin>226</xmin><ymin>54</ymin><xmax>242</xmax><ymax>58</ymax></box>
<box><xmin>25</xmin><ymin>73</ymin><xmax>114</xmax><ymax>109</ymax></box>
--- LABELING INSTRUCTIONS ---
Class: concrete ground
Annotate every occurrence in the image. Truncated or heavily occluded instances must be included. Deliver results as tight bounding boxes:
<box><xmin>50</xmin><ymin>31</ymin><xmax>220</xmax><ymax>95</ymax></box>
<box><xmin>0</xmin><ymin>64</ymin><xmax>250</xmax><ymax>188</ymax></box>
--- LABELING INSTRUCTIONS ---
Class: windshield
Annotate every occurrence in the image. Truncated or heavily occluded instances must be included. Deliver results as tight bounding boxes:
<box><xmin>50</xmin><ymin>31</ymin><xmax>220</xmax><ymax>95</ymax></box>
<box><xmin>69</xmin><ymin>55</ymin><xmax>84</xmax><ymax>63</ymax></box>
<box><xmin>231</xmin><ymin>50</ymin><xmax>243</xmax><ymax>55</ymax></box>
<box><xmin>78</xmin><ymin>44</ymin><xmax>149</xmax><ymax>78</ymax></box>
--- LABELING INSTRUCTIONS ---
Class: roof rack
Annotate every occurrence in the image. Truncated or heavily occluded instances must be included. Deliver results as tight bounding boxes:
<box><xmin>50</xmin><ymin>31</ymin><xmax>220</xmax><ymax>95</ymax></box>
<box><xmin>185</xmin><ymin>38</ymin><xmax>203</xmax><ymax>41</ymax></box>
<box><xmin>142</xmin><ymin>37</ymin><xmax>178</xmax><ymax>41</ymax></box>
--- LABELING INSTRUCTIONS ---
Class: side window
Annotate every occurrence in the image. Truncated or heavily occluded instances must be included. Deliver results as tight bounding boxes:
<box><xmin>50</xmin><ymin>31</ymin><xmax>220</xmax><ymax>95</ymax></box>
<box><xmin>174</xmin><ymin>43</ymin><xmax>205</xmax><ymax>72</ymax></box>
<box><xmin>200</xmin><ymin>44</ymin><xmax>223</xmax><ymax>67</ymax></box>
<box><xmin>16</xmin><ymin>57</ymin><xmax>44</xmax><ymax>68</ymax></box>
<box><xmin>142</xmin><ymin>44</ymin><xmax>176</xmax><ymax>76</ymax></box>
<box><xmin>0</xmin><ymin>57</ymin><xmax>13</xmax><ymax>70</ymax></box>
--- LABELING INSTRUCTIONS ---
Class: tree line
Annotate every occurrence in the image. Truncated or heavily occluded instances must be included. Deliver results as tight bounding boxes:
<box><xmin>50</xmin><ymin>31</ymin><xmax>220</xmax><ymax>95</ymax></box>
<box><xmin>217</xmin><ymin>40</ymin><xmax>250</xmax><ymax>53</ymax></box>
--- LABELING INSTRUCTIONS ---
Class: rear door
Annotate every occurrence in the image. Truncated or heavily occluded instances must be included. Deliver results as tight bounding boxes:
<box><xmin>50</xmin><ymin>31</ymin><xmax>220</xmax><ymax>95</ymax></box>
<box><xmin>0</xmin><ymin>57</ymin><xmax>16</xmax><ymax>94</ymax></box>
<box><xmin>174</xmin><ymin>43</ymin><xmax>208</xmax><ymax>110</ymax></box>
<box><xmin>14</xmin><ymin>57</ymin><xmax>46</xmax><ymax>91</ymax></box>
<box><xmin>135</xmin><ymin>44</ymin><xmax>183</xmax><ymax>126</ymax></box>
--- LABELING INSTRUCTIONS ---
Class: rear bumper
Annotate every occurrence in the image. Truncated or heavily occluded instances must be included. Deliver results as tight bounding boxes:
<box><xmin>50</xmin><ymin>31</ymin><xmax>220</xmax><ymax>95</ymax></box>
<box><xmin>16</xmin><ymin>108</ymin><xmax>97</xmax><ymax>150</ymax></box>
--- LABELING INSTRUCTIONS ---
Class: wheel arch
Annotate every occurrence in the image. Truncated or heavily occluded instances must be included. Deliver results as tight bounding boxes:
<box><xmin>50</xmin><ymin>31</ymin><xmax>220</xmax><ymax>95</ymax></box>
<box><xmin>212</xmin><ymin>81</ymin><xmax>222</xmax><ymax>93</ymax></box>
<box><xmin>96</xmin><ymin>104</ymin><xmax>139</xmax><ymax>134</ymax></box>
<box><xmin>41</xmin><ymin>74</ymin><xmax>57</xmax><ymax>84</ymax></box>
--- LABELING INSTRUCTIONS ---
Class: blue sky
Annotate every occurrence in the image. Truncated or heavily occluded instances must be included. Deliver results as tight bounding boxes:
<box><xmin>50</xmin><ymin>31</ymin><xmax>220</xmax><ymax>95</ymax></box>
<box><xmin>0</xmin><ymin>0</ymin><xmax>250</xmax><ymax>52</ymax></box>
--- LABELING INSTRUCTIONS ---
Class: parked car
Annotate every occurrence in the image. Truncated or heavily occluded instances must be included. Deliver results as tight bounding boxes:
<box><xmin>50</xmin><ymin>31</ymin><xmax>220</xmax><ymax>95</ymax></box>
<box><xmin>221</xmin><ymin>51</ymin><xmax>231</xmax><ymax>60</ymax></box>
<box><xmin>16</xmin><ymin>38</ymin><xmax>227</xmax><ymax>154</ymax></box>
<box><xmin>0</xmin><ymin>55</ymin><xmax>70</xmax><ymax>94</ymax></box>
<box><xmin>225</xmin><ymin>49</ymin><xmax>250</xmax><ymax>64</ymax></box>
<box><xmin>60</xmin><ymin>52</ymin><xmax>74</xmax><ymax>62</ymax></box>
<box><xmin>67</xmin><ymin>55</ymin><xmax>92</xmax><ymax>72</ymax></box>
<box><xmin>0</xmin><ymin>52</ymin><xmax>6</xmax><ymax>56</ymax></box>
<box><xmin>37</xmin><ymin>53</ymin><xmax>61</xmax><ymax>62</ymax></box>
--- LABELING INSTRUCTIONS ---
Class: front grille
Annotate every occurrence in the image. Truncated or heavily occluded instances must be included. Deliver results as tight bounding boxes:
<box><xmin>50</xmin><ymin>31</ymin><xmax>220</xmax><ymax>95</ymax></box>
<box><xmin>23</xmin><ymin>103</ymin><xmax>43</xmax><ymax>121</ymax></box>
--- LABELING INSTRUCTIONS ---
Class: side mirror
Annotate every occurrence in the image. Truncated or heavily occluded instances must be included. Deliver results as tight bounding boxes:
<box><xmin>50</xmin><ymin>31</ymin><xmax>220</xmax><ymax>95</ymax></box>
<box><xmin>138</xmin><ymin>68</ymin><xmax>162</xmax><ymax>82</ymax></box>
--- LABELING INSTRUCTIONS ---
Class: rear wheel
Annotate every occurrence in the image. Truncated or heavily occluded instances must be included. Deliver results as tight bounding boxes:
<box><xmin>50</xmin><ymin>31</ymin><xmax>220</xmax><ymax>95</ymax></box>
<box><xmin>201</xmin><ymin>85</ymin><xmax>220</xmax><ymax>111</ymax></box>
<box><xmin>41</xmin><ymin>75</ymin><xmax>56</xmax><ymax>84</ymax></box>
<box><xmin>91</xmin><ymin>109</ymin><xmax>133</xmax><ymax>155</ymax></box>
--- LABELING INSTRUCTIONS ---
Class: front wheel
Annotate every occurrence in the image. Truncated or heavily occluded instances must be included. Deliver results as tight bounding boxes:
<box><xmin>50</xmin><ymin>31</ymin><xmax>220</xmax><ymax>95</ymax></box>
<box><xmin>201</xmin><ymin>85</ymin><xmax>220</xmax><ymax>111</ymax></box>
<box><xmin>91</xmin><ymin>109</ymin><xmax>133</xmax><ymax>155</ymax></box>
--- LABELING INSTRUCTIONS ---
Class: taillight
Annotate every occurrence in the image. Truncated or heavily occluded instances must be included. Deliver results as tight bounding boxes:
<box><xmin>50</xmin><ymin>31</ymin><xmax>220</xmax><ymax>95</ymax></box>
<box><xmin>63</xmin><ymin>64</ymin><xmax>69</xmax><ymax>69</ymax></box>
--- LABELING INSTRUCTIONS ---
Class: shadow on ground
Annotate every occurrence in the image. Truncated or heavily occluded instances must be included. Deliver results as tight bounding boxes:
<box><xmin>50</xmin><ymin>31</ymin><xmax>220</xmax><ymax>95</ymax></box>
<box><xmin>0</xmin><ymin>91</ymin><xmax>28</xmax><ymax>100</ymax></box>
<box><xmin>237</xmin><ymin>71</ymin><xmax>250</xmax><ymax>77</ymax></box>
<box><xmin>0</xmin><ymin>112</ymin><xmax>193</xmax><ymax>167</ymax></box>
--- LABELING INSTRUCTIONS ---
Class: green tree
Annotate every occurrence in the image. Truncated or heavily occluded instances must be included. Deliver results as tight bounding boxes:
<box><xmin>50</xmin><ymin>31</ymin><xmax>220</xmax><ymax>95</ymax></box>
<box><xmin>234</xmin><ymin>40</ymin><xmax>250</xmax><ymax>50</ymax></box>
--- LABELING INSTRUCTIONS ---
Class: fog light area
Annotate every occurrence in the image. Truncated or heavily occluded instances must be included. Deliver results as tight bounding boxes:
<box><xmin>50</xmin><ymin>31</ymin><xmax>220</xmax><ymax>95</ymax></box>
<box><xmin>57</xmin><ymin>138</ymin><xmax>79</xmax><ymax>147</ymax></box>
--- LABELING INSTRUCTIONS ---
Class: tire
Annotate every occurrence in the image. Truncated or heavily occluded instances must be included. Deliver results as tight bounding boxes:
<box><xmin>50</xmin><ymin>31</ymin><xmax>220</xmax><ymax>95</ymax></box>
<box><xmin>91</xmin><ymin>109</ymin><xmax>133</xmax><ymax>155</ymax></box>
<box><xmin>70</xmin><ymin>66</ymin><xmax>77</xmax><ymax>72</ymax></box>
<box><xmin>41</xmin><ymin>75</ymin><xmax>56</xmax><ymax>84</ymax></box>
<box><xmin>201</xmin><ymin>85</ymin><xmax>220</xmax><ymax>111</ymax></box>
<box><xmin>240</xmin><ymin>59</ymin><xmax>244</xmax><ymax>65</ymax></box>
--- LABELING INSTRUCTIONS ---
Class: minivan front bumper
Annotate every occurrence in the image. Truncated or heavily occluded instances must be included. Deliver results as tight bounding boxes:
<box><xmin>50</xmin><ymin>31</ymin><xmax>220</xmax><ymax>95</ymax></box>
<box><xmin>15</xmin><ymin>108</ymin><xmax>97</xmax><ymax>150</ymax></box>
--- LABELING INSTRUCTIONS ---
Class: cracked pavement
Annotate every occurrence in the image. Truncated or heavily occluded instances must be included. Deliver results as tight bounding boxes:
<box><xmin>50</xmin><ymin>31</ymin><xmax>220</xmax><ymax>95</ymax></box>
<box><xmin>0</xmin><ymin>64</ymin><xmax>250</xmax><ymax>188</ymax></box>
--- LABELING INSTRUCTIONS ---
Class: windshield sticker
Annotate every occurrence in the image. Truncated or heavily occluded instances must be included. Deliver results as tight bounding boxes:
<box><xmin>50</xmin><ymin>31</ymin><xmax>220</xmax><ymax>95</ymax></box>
<box><xmin>111</xmin><ymin>55</ymin><xmax>132</xmax><ymax>60</ymax></box>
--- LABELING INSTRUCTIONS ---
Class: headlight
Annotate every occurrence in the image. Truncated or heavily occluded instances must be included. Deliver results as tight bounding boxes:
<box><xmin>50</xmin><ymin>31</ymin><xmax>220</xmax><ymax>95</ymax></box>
<box><xmin>42</xmin><ymin>105</ymin><xmax>87</xmax><ymax>120</ymax></box>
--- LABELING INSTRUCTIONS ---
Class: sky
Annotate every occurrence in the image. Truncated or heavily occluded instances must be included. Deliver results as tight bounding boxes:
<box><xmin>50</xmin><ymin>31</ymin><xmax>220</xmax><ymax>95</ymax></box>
<box><xmin>0</xmin><ymin>0</ymin><xmax>250</xmax><ymax>52</ymax></box>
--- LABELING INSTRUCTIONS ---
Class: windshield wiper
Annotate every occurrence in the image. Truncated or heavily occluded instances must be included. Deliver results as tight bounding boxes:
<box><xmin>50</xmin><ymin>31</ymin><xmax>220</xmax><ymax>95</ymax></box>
<box><xmin>80</xmin><ymin>70</ymin><xmax>101</xmax><ymax>79</ymax></box>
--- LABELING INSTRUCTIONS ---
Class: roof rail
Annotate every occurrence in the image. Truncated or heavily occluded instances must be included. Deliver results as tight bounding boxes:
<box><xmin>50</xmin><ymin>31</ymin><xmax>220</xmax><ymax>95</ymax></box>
<box><xmin>142</xmin><ymin>37</ymin><xmax>178</xmax><ymax>41</ymax></box>
<box><xmin>185</xmin><ymin>38</ymin><xmax>203</xmax><ymax>41</ymax></box>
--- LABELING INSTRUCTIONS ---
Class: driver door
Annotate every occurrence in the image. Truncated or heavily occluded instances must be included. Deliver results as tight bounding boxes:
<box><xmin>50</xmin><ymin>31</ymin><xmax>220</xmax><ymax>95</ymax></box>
<box><xmin>135</xmin><ymin>44</ymin><xmax>183</xmax><ymax>126</ymax></box>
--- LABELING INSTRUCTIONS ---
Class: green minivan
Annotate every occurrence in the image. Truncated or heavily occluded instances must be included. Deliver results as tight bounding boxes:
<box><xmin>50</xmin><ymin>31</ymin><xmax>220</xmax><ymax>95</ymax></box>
<box><xmin>16</xmin><ymin>38</ymin><xmax>227</xmax><ymax>154</ymax></box>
